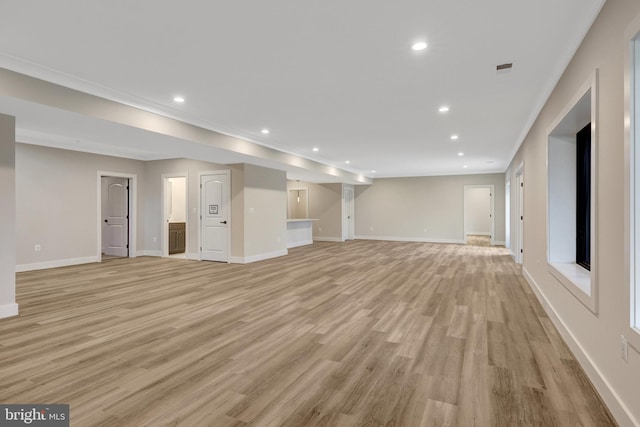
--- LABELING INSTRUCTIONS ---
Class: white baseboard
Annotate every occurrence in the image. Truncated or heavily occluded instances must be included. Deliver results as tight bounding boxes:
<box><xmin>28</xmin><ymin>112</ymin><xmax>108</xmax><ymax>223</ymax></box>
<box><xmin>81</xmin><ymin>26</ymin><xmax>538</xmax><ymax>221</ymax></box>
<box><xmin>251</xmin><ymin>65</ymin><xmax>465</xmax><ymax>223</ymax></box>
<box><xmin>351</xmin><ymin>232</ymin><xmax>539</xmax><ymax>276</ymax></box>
<box><xmin>186</xmin><ymin>252</ymin><xmax>200</xmax><ymax>261</ymax></box>
<box><xmin>287</xmin><ymin>240</ymin><xmax>313</xmax><ymax>249</ymax></box>
<box><xmin>466</xmin><ymin>231</ymin><xmax>492</xmax><ymax>236</ymax></box>
<box><xmin>355</xmin><ymin>235</ymin><xmax>466</xmax><ymax>245</ymax></box>
<box><xmin>522</xmin><ymin>267</ymin><xmax>638</xmax><ymax>427</ymax></box>
<box><xmin>136</xmin><ymin>250</ymin><xmax>162</xmax><ymax>257</ymax></box>
<box><xmin>493</xmin><ymin>240</ymin><xmax>506</xmax><ymax>246</ymax></box>
<box><xmin>510</xmin><ymin>250</ymin><xmax>517</xmax><ymax>262</ymax></box>
<box><xmin>230</xmin><ymin>249</ymin><xmax>288</xmax><ymax>264</ymax></box>
<box><xmin>16</xmin><ymin>256</ymin><xmax>99</xmax><ymax>272</ymax></box>
<box><xmin>0</xmin><ymin>303</ymin><xmax>18</xmax><ymax>319</ymax></box>
<box><xmin>313</xmin><ymin>237</ymin><xmax>345</xmax><ymax>242</ymax></box>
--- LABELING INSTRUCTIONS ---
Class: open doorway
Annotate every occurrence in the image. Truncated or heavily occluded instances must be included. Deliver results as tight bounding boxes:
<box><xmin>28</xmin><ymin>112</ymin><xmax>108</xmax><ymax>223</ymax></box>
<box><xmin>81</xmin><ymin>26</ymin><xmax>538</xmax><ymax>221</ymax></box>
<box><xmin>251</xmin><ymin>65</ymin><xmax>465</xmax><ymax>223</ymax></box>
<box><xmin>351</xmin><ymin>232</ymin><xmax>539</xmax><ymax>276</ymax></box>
<box><xmin>163</xmin><ymin>175</ymin><xmax>188</xmax><ymax>259</ymax></box>
<box><xmin>98</xmin><ymin>172</ymin><xmax>137</xmax><ymax>261</ymax></box>
<box><xmin>464</xmin><ymin>185</ymin><xmax>495</xmax><ymax>246</ymax></box>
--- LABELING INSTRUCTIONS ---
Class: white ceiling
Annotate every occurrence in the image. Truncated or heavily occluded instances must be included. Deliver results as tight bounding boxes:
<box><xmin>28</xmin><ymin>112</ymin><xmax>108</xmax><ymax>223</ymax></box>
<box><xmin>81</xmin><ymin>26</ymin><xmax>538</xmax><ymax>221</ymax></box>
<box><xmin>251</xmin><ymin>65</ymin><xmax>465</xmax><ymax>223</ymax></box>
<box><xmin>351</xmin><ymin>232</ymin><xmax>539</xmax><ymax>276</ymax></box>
<box><xmin>0</xmin><ymin>0</ymin><xmax>604</xmax><ymax>180</ymax></box>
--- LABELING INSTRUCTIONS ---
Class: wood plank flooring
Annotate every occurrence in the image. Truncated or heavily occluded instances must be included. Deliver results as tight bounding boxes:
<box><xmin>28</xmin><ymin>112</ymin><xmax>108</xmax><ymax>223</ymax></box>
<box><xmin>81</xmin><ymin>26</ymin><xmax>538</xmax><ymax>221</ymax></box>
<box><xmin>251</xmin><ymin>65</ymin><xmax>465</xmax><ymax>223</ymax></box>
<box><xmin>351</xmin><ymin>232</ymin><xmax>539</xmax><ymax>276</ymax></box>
<box><xmin>2</xmin><ymin>241</ymin><xmax>615</xmax><ymax>426</ymax></box>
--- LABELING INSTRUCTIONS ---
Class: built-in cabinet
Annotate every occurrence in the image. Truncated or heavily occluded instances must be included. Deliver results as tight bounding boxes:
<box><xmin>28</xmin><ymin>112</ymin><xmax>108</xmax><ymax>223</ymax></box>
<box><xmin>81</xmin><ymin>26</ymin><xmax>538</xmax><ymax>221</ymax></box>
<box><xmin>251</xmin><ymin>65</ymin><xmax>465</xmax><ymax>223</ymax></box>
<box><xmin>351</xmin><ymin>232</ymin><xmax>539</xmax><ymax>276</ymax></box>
<box><xmin>168</xmin><ymin>222</ymin><xmax>186</xmax><ymax>254</ymax></box>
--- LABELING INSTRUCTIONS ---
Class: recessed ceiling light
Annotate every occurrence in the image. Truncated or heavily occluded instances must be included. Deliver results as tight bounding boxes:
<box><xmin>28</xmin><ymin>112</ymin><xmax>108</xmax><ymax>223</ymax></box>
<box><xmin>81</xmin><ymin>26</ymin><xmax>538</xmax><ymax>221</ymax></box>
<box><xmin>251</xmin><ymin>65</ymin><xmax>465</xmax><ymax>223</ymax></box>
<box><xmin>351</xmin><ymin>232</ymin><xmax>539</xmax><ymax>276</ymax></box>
<box><xmin>450</xmin><ymin>134</ymin><xmax>459</xmax><ymax>140</ymax></box>
<box><xmin>312</xmin><ymin>147</ymin><xmax>319</xmax><ymax>152</ymax></box>
<box><xmin>458</xmin><ymin>152</ymin><xmax>464</xmax><ymax>156</ymax></box>
<box><xmin>261</xmin><ymin>129</ymin><xmax>270</xmax><ymax>134</ymax></box>
<box><xmin>345</xmin><ymin>160</ymin><xmax>351</xmax><ymax>164</ymax></box>
<box><xmin>439</xmin><ymin>106</ymin><xmax>450</xmax><ymax>113</ymax></box>
<box><xmin>463</xmin><ymin>165</ymin><xmax>469</xmax><ymax>168</ymax></box>
<box><xmin>173</xmin><ymin>96</ymin><xmax>185</xmax><ymax>103</ymax></box>
<box><xmin>411</xmin><ymin>41</ymin><xmax>428</xmax><ymax>51</ymax></box>
<box><xmin>371</xmin><ymin>170</ymin><xmax>376</xmax><ymax>173</ymax></box>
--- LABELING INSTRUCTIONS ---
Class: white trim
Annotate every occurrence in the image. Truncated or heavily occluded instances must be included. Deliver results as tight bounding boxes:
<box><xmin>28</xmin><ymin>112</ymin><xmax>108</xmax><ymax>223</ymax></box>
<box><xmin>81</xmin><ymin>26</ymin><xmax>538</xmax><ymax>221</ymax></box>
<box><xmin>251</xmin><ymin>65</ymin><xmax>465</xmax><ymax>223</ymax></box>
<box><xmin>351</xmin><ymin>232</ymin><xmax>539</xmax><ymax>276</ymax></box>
<box><xmin>466</xmin><ymin>231</ymin><xmax>492</xmax><ymax>236</ymax></box>
<box><xmin>624</xmin><ymin>13</ymin><xmax>640</xmax><ymax>354</ymax></box>
<box><xmin>509</xmin><ymin>250</ymin><xmax>517</xmax><ymax>262</ymax></box>
<box><xmin>16</xmin><ymin>256</ymin><xmax>99</xmax><ymax>272</ymax></box>
<box><xmin>229</xmin><ymin>249</ymin><xmax>288</xmax><ymax>264</ymax></box>
<box><xmin>342</xmin><ymin>185</ymin><xmax>355</xmax><ymax>241</ymax></box>
<box><xmin>355</xmin><ymin>235</ymin><xmax>465</xmax><ymax>245</ymax></box>
<box><xmin>136</xmin><ymin>250</ymin><xmax>162</xmax><ymax>257</ymax></box>
<box><xmin>522</xmin><ymin>267</ymin><xmax>639</xmax><ymax>427</ymax></box>
<box><xmin>287</xmin><ymin>240</ymin><xmax>313</xmax><ymax>249</ymax></box>
<box><xmin>186</xmin><ymin>252</ymin><xmax>200</xmax><ymax>261</ymax></box>
<box><xmin>0</xmin><ymin>303</ymin><xmax>18</xmax><ymax>319</ymax></box>
<box><xmin>161</xmin><ymin>172</ymin><xmax>189</xmax><ymax>258</ymax></box>
<box><xmin>313</xmin><ymin>237</ymin><xmax>345</xmax><ymax>242</ymax></box>
<box><xmin>546</xmin><ymin>69</ymin><xmax>599</xmax><ymax>315</ymax></box>
<box><xmin>515</xmin><ymin>163</ymin><xmax>525</xmax><ymax>264</ymax></box>
<box><xmin>493</xmin><ymin>240</ymin><xmax>506</xmax><ymax>246</ymax></box>
<box><xmin>97</xmin><ymin>171</ymin><xmax>137</xmax><ymax>260</ymax></box>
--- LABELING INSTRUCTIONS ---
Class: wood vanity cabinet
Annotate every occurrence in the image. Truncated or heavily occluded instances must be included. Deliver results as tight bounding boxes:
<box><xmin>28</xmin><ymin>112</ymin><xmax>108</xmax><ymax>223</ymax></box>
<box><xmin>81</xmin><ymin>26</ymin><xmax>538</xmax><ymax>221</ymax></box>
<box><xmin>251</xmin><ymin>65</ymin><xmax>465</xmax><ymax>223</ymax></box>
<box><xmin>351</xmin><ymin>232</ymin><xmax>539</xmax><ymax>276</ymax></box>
<box><xmin>168</xmin><ymin>222</ymin><xmax>186</xmax><ymax>254</ymax></box>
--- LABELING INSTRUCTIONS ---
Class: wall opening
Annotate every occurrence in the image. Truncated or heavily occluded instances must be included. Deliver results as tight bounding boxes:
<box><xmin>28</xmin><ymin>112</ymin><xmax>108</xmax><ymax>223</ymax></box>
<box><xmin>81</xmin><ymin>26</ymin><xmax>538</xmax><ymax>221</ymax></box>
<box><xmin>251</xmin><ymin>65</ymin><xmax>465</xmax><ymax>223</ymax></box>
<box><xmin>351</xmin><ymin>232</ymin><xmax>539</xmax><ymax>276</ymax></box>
<box><xmin>547</xmin><ymin>70</ymin><xmax>598</xmax><ymax>313</ymax></box>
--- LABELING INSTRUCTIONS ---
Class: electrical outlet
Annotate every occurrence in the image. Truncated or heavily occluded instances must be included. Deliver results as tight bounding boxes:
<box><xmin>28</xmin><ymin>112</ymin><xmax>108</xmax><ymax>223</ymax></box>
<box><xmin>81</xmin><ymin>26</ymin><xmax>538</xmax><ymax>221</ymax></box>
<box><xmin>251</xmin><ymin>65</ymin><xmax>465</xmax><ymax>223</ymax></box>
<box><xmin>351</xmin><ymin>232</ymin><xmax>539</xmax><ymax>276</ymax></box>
<box><xmin>34</xmin><ymin>244</ymin><xmax>41</xmax><ymax>252</ymax></box>
<box><xmin>621</xmin><ymin>335</ymin><xmax>629</xmax><ymax>363</ymax></box>
<box><xmin>423</xmin><ymin>228</ymin><xmax>427</xmax><ymax>233</ymax></box>
<box><xmin>370</xmin><ymin>226</ymin><xmax>374</xmax><ymax>231</ymax></box>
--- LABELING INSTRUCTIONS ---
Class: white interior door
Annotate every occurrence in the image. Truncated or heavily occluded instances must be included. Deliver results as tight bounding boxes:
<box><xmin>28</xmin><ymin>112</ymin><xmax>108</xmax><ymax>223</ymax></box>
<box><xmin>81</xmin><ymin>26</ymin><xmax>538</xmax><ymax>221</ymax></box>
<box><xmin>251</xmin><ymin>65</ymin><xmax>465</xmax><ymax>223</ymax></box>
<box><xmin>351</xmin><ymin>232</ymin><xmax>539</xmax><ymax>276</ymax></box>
<box><xmin>516</xmin><ymin>173</ymin><xmax>524</xmax><ymax>264</ymax></box>
<box><xmin>343</xmin><ymin>187</ymin><xmax>354</xmax><ymax>240</ymax></box>
<box><xmin>102</xmin><ymin>177</ymin><xmax>129</xmax><ymax>257</ymax></box>
<box><xmin>201</xmin><ymin>172</ymin><xmax>230</xmax><ymax>262</ymax></box>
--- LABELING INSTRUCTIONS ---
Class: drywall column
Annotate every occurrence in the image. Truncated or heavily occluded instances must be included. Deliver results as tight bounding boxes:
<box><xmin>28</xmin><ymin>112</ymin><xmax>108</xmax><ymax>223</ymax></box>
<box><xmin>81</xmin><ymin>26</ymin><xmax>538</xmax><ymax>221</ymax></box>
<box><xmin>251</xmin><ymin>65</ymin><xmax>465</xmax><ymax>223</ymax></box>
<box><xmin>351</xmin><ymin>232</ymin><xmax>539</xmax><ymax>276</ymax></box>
<box><xmin>0</xmin><ymin>114</ymin><xmax>17</xmax><ymax>318</ymax></box>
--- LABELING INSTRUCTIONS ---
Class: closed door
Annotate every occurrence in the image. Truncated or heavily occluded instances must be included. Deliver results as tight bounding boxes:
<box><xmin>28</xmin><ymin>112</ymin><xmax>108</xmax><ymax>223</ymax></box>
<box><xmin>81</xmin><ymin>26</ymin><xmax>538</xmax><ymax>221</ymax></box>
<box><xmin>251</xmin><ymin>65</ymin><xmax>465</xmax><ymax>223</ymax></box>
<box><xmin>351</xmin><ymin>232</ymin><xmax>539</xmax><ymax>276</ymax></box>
<box><xmin>102</xmin><ymin>177</ymin><xmax>129</xmax><ymax>257</ymax></box>
<box><xmin>343</xmin><ymin>187</ymin><xmax>354</xmax><ymax>240</ymax></box>
<box><xmin>516</xmin><ymin>173</ymin><xmax>524</xmax><ymax>264</ymax></box>
<box><xmin>201</xmin><ymin>173</ymin><xmax>230</xmax><ymax>262</ymax></box>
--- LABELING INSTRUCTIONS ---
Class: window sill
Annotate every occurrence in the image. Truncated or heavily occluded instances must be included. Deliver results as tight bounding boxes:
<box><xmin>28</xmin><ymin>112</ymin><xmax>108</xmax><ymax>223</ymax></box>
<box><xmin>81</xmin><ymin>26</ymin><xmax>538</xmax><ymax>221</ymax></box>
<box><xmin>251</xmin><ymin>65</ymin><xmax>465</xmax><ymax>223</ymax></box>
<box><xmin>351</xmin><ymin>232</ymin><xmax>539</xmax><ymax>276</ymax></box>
<box><xmin>548</xmin><ymin>261</ymin><xmax>597</xmax><ymax>313</ymax></box>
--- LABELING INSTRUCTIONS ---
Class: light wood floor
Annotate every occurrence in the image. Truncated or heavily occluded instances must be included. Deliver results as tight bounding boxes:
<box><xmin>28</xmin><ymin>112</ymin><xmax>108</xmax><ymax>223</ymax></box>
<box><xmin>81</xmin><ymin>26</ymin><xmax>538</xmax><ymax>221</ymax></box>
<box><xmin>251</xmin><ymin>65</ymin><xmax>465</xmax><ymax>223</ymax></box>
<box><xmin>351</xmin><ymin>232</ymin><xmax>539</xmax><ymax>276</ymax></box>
<box><xmin>2</xmin><ymin>241</ymin><xmax>615</xmax><ymax>426</ymax></box>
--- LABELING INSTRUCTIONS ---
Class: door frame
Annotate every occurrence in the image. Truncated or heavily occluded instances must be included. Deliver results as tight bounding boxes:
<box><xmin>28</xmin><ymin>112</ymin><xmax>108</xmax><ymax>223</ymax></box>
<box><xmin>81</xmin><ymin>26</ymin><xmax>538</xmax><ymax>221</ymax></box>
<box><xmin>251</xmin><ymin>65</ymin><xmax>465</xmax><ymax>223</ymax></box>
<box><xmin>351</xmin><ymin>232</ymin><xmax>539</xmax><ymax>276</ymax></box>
<box><xmin>463</xmin><ymin>184</ymin><xmax>495</xmax><ymax>245</ymax></box>
<box><xmin>161</xmin><ymin>172</ymin><xmax>189</xmax><ymax>258</ymax></box>
<box><xmin>342</xmin><ymin>185</ymin><xmax>355</xmax><ymax>241</ymax></box>
<box><xmin>515</xmin><ymin>163</ymin><xmax>525</xmax><ymax>264</ymax></box>
<box><xmin>198</xmin><ymin>170</ymin><xmax>231</xmax><ymax>262</ymax></box>
<box><xmin>97</xmin><ymin>171</ymin><xmax>137</xmax><ymax>260</ymax></box>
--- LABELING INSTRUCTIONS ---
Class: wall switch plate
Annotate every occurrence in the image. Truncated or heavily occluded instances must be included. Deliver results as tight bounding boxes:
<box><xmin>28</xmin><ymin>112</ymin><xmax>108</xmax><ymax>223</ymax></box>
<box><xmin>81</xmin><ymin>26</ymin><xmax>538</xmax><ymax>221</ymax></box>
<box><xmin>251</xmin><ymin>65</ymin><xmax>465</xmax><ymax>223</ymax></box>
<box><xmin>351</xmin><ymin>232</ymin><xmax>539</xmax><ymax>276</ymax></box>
<box><xmin>34</xmin><ymin>244</ymin><xmax>41</xmax><ymax>252</ymax></box>
<box><xmin>621</xmin><ymin>335</ymin><xmax>629</xmax><ymax>363</ymax></box>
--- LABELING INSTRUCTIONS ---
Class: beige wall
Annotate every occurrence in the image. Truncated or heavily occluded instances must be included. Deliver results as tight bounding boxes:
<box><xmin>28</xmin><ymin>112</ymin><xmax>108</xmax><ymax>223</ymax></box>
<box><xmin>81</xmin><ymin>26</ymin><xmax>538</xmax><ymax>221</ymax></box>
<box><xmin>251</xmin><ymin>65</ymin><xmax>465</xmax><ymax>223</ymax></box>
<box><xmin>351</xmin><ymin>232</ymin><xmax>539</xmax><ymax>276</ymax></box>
<box><xmin>505</xmin><ymin>0</ymin><xmax>640</xmax><ymax>424</ymax></box>
<box><xmin>243</xmin><ymin>164</ymin><xmax>287</xmax><ymax>259</ymax></box>
<box><xmin>230</xmin><ymin>164</ymin><xmax>245</xmax><ymax>258</ymax></box>
<box><xmin>355</xmin><ymin>173</ymin><xmax>505</xmax><ymax>244</ymax></box>
<box><xmin>15</xmin><ymin>143</ymin><xmax>146</xmax><ymax>267</ymax></box>
<box><xmin>14</xmin><ymin>144</ymin><xmax>288</xmax><ymax>266</ymax></box>
<box><xmin>0</xmin><ymin>114</ymin><xmax>16</xmax><ymax>315</ymax></box>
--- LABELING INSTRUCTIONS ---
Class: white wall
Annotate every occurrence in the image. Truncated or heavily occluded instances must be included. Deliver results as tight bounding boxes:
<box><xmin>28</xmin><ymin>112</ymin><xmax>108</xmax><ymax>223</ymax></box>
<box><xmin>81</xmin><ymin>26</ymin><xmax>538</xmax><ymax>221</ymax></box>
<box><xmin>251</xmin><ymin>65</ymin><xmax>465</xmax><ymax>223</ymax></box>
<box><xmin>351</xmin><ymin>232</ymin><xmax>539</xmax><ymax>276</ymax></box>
<box><xmin>167</xmin><ymin>177</ymin><xmax>186</xmax><ymax>223</ymax></box>
<box><xmin>0</xmin><ymin>114</ymin><xmax>17</xmax><ymax>318</ymax></box>
<box><xmin>505</xmin><ymin>0</ymin><xmax>640</xmax><ymax>424</ymax></box>
<box><xmin>355</xmin><ymin>173</ymin><xmax>505</xmax><ymax>244</ymax></box>
<box><xmin>464</xmin><ymin>187</ymin><xmax>491</xmax><ymax>235</ymax></box>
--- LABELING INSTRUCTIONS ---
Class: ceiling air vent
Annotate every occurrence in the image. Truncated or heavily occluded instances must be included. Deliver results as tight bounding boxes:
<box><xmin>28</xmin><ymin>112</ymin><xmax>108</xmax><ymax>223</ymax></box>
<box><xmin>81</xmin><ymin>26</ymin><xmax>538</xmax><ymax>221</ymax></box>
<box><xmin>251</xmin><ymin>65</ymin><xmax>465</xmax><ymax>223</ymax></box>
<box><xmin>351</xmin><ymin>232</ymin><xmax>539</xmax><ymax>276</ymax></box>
<box><xmin>496</xmin><ymin>63</ymin><xmax>513</xmax><ymax>71</ymax></box>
